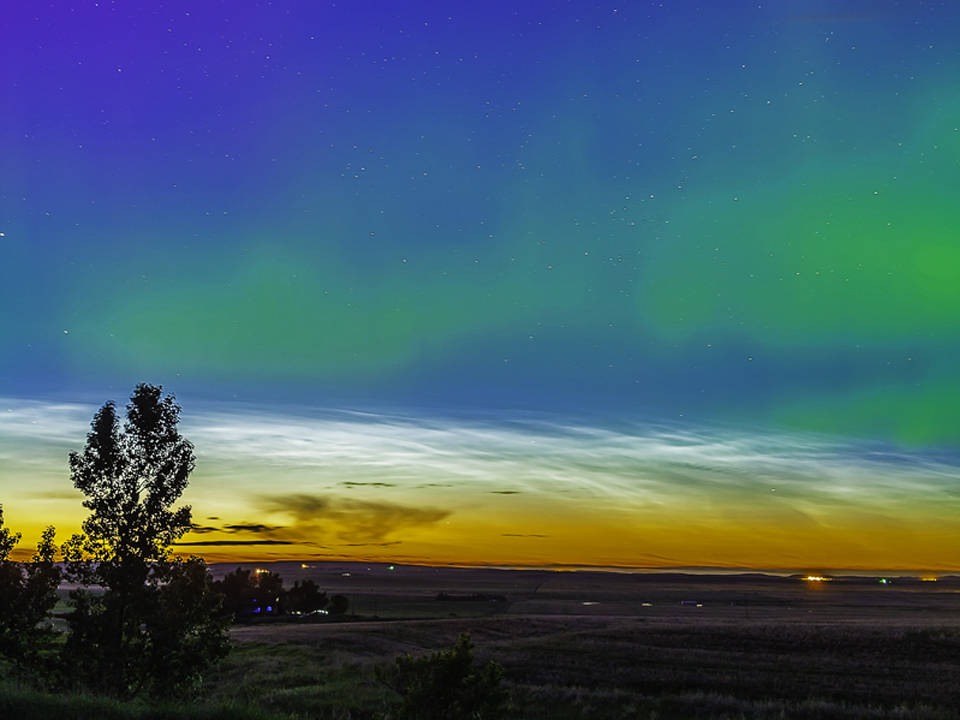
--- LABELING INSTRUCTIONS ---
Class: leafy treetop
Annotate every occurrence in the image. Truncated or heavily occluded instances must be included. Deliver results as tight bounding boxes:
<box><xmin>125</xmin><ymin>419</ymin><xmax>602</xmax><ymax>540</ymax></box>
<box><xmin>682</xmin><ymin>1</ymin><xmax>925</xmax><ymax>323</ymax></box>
<box><xmin>61</xmin><ymin>383</ymin><xmax>228</xmax><ymax>699</ymax></box>
<box><xmin>67</xmin><ymin>383</ymin><xmax>195</xmax><ymax>564</ymax></box>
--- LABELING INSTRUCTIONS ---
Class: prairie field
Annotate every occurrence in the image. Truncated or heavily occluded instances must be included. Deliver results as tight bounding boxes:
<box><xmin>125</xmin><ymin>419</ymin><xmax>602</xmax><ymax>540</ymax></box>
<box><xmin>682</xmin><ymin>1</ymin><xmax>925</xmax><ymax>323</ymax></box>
<box><xmin>5</xmin><ymin>563</ymin><xmax>960</xmax><ymax>718</ymax></box>
<box><xmin>194</xmin><ymin>563</ymin><xmax>960</xmax><ymax>719</ymax></box>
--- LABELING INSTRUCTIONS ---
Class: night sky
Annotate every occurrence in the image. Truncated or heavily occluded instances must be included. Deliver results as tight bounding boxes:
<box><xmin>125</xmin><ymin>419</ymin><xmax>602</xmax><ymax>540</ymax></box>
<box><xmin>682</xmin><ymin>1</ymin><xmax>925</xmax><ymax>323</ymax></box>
<box><xmin>2</xmin><ymin>1</ymin><xmax>959</xmax><ymax>572</ymax></box>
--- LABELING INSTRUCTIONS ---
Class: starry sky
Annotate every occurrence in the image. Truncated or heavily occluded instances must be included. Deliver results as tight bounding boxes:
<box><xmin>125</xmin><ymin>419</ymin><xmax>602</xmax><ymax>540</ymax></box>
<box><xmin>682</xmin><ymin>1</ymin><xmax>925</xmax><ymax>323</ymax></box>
<box><xmin>2</xmin><ymin>1</ymin><xmax>959</xmax><ymax>572</ymax></box>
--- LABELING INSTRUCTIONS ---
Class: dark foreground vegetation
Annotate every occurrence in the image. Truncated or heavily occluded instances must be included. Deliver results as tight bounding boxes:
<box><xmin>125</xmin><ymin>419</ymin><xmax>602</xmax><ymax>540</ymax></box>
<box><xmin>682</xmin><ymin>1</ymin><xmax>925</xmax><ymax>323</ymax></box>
<box><xmin>214</xmin><ymin>609</ymin><xmax>960</xmax><ymax>720</ymax></box>
<box><xmin>4</xmin><ymin>609</ymin><xmax>960</xmax><ymax>719</ymax></box>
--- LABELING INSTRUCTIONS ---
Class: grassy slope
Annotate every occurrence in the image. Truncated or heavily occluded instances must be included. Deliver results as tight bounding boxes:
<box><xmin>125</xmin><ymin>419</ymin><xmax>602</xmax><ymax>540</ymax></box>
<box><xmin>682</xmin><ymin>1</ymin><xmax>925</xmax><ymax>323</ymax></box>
<box><xmin>202</xmin><ymin>615</ymin><xmax>960</xmax><ymax>719</ymax></box>
<box><xmin>0</xmin><ymin>681</ymin><xmax>287</xmax><ymax>720</ymax></box>
<box><xmin>4</xmin><ymin>617</ymin><xmax>959</xmax><ymax>720</ymax></box>
<box><xmin>8</xmin><ymin>570</ymin><xmax>960</xmax><ymax>719</ymax></box>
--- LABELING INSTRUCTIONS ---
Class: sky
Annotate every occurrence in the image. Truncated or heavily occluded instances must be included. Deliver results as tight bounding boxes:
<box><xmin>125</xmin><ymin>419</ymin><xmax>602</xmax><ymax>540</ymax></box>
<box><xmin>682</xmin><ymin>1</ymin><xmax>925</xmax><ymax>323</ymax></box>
<box><xmin>2</xmin><ymin>0</ymin><xmax>959</xmax><ymax>572</ymax></box>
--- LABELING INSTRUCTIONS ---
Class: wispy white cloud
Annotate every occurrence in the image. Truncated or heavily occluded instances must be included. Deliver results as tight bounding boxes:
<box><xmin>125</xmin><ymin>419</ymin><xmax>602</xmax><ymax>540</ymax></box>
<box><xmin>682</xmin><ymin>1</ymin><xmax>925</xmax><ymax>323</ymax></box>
<box><xmin>1</xmin><ymin>397</ymin><xmax>959</xmax><ymax>526</ymax></box>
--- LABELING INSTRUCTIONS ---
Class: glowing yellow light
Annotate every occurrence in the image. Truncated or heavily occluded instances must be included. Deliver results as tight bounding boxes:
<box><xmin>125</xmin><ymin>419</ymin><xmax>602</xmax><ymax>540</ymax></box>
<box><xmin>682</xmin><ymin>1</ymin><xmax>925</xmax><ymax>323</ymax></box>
<box><xmin>255</xmin><ymin>568</ymin><xmax>268</xmax><ymax>574</ymax></box>
<box><xmin>921</xmin><ymin>577</ymin><xmax>938</xmax><ymax>582</ymax></box>
<box><xmin>804</xmin><ymin>575</ymin><xmax>825</xmax><ymax>582</ymax></box>
<box><xmin>300</xmin><ymin>563</ymin><xmax>311</xmax><ymax>569</ymax></box>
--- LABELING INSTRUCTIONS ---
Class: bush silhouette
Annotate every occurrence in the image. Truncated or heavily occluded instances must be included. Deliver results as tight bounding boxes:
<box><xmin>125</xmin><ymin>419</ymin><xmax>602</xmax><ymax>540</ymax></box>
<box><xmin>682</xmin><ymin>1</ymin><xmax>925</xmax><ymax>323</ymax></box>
<box><xmin>328</xmin><ymin>593</ymin><xmax>350</xmax><ymax>616</ymax></box>
<box><xmin>0</xmin><ymin>508</ymin><xmax>60</xmax><ymax>682</ymax></box>
<box><xmin>285</xmin><ymin>579</ymin><xmax>328</xmax><ymax>614</ymax></box>
<box><xmin>386</xmin><ymin>632</ymin><xmax>510</xmax><ymax>720</ymax></box>
<box><xmin>214</xmin><ymin>567</ymin><xmax>288</xmax><ymax>621</ymax></box>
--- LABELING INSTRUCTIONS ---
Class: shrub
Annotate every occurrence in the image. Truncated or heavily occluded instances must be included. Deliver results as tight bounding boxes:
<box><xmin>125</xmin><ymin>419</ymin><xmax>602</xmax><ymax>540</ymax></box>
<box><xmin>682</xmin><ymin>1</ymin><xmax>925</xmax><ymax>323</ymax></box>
<box><xmin>328</xmin><ymin>594</ymin><xmax>350</xmax><ymax>616</ymax></box>
<box><xmin>384</xmin><ymin>633</ymin><xmax>510</xmax><ymax>720</ymax></box>
<box><xmin>0</xmin><ymin>509</ymin><xmax>60</xmax><ymax>682</ymax></box>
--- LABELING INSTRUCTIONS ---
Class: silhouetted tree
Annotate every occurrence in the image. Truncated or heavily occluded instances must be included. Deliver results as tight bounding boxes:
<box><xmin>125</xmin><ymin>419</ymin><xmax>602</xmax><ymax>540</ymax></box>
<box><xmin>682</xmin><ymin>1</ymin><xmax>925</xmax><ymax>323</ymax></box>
<box><xmin>215</xmin><ymin>566</ymin><xmax>256</xmax><ymax>620</ymax></box>
<box><xmin>286</xmin><ymin>579</ymin><xmax>328</xmax><ymax>614</ymax></box>
<box><xmin>328</xmin><ymin>593</ymin><xmax>350</xmax><ymax>616</ymax></box>
<box><xmin>256</xmin><ymin>569</ymin><xmax>284</xmax><ymax>604</ymax></box>
<box><xmin>214</xmin><ymin>567</ymin><xmax>286</xmax><ymax>620</ymax></box>
<box><xmin>62</xmin><ymin>383</ymin><xmax>229</xmax><ymax>698</ymax></box>
<box><xmin>382</xmin><ymin>632</ymin><xmax>510</xmax><ymax>720</ymax></box>
<box><xmin>145</xmin><ymin>557</ymin><xmax>229</xmax><ymax>694</ymax></box>
<box><xmin>0</xmin><ymin>507</ymin><xmax>60</xmax><ymax>681</ymax></box>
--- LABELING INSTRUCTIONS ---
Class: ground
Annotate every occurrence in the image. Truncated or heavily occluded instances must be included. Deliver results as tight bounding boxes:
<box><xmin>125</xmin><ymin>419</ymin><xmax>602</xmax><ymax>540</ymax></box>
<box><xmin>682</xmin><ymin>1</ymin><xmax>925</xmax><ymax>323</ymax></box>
<box><xmin>195</xmin><ymin>563</ymin><xmax>960</xmax><ymax>719</ymax></box>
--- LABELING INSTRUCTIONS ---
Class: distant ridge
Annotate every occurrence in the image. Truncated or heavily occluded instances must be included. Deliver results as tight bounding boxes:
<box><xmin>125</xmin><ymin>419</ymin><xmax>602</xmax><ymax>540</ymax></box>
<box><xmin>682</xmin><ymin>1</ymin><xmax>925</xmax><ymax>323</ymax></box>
<box><xmin>203</xmin><ymin>559</ymin><xmax>960</xmax><ymax>583</ymax></box>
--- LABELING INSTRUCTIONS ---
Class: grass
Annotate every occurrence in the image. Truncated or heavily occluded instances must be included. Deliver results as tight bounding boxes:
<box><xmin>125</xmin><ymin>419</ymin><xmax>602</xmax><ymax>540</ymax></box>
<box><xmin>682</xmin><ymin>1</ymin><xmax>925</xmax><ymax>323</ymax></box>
<box><xmin>488</xmin><ymin>619</ymin><xmax>960</xmax><ymax>719</ymax></box>
<box><xmin>7</xmin><ymin>571</ymin><xmax>960</xmax><ymax>719</ymax></box>
<box><xmin>212</xmin><ymin>615</ymin><xmax>960</xmax><ymax>719</ymax></box>
<box><xmin>0</xmin><ymin>680</ymin><xmax>289</xmax><ymax>720</ymax></box>
<box><xmin>202</xmin><ymin>642</ymin><xmax>393</xmax><ymax>719</ymax></box>
<box><xmin>5</xmin><ymin>619</ymin><xmax>959</xmax><ymax>719</ymax></box>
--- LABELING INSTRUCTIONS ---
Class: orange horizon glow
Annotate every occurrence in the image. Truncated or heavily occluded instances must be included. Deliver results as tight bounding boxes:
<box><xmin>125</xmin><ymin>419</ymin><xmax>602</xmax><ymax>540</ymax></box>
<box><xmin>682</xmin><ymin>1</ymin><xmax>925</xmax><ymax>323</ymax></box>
<box><xmin>6</xmin><ymin>531</ymin><xmax>960</xmax><ymax>576</ymax></box>
<box><xmin>4</xmin><ymin>489</ymin><xmax>960</xmax><ymax>574</ymax></box>
<box><xmin>3</xmin><ymin>399</ymin><xmax>959</xmax><ymax>576</ymax></box>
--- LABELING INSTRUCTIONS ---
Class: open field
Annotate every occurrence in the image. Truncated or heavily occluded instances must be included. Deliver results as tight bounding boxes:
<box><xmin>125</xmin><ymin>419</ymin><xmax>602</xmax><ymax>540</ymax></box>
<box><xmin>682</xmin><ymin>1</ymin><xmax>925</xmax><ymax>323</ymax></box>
<box><xmin>6</xmin><ymin>564</ymin><xmax>959</xmax><ymax>718</ymax></box>
<box><xmin>195</xmin><ymin>563</ymin><xmax>960</xmax><ymax>719</ymax></box>
<box><xmin>208</xmin><ymin>562</ymin><xmax>960</xmax><ymax>621</ymax></box>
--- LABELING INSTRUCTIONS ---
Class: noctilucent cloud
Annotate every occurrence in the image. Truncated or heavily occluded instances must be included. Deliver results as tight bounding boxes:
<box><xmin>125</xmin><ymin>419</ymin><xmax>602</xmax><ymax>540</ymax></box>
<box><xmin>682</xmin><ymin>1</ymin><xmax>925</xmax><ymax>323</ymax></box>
<box><xmin>2</xmin><ymin>1</ymin><xmax>958</xmax><ymax>571</ymax></box>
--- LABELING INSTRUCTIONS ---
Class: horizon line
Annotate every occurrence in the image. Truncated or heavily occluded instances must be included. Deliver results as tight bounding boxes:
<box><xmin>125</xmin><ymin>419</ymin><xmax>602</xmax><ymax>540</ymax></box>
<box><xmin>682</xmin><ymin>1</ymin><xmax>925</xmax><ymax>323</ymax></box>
<box><xmin>189</xmin><ymin>557</ymin><xmax>960</xmax><ymax>577</ymax></box>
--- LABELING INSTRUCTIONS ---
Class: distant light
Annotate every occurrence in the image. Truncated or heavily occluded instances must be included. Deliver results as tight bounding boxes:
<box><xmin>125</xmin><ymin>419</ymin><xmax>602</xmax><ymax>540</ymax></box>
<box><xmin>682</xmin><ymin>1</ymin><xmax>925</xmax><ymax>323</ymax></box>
<box><xmin>804</xmin><ymin>575</ymin><xmax>828</xmax><ymax>582</ymax></box>
<box><xmin>255</xmin><ymin>568</ymin><xmax>267</xmax><ymax>574</ymax></box>
<box><xmin>921</xmin><ymin>577</ymin><xmax>938</xmax><ymax>582</ymax></box>
<box><xmin>301</xmin><ymin>563</ymin><xmax>311</xmax><ymax>569</ymax></box>
<box><xmin>341</xmin><ymin>572</ymin><xmax>351</xmax><ymax>577</ymax></box>
<box><xmin>879</xmin><ymin>578</ymin><xmax>889</xmax><ymax>584</ymax></box>
<box><xmin>641</xmin><ymin>602</ymin><xmax>653</xmax><ymax>607</ymax></box>
<box><xmin>266</xmin><ymin>606</ymin><xmax>273</xmax><ymax>612</ymax></box>
<box><xmin>581</xmin><ymin>601</ymin><xmax>599</xmax><ymax>606</ymax></box>
<box><xmin>388</xmin><ymin>565</ymin><xmax>395</xmax><ymax>571</ymax></box>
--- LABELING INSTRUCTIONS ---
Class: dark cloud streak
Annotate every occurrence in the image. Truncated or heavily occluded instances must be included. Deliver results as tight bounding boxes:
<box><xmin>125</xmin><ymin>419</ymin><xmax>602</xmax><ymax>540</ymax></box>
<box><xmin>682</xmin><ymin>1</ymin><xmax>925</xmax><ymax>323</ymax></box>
<box><xmin>260</xmin><ymin>493</ymin><xmax>451</xmax><ymax>543</ymax></box>
<box><xmin>174</xmin><ymin>540</ymin><xmax>295</xmax><ymax>546</ymax></box>
<box><xmin>222</xmin><ymin>523</ymin><xmax>283</xmax><ymax>533</ymax></box>
<box><xmin>189</xmin><ymin>524</ymin><xmax>220</xmax><ymax>534</ymax></box>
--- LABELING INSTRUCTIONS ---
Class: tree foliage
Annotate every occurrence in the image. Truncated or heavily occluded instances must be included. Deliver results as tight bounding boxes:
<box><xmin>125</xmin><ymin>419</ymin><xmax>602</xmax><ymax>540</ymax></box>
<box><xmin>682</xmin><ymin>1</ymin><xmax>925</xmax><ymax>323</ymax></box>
<box><xmin>62</xmin><ymin>383</ymin><xmax>229</xmax><ymax>698</ymax></box>
<box><xmin>143</xmin><ymin>557</ymin><xmax>231</xmax><ymax>694</ymax></box>
<box><xmin>214</xmin><ymin>567</ymin><xmax>285</xmax><ymax>620</ymax></box>
<box><xmin>327</xmin><ymin>593</ymin><xmax>350</xmax><ymax>616</ymax></box>
<box><xmin>0</xmin><ymin>507</ymin><xmax>60</xmax><ymax>679</ymax></box>
<box><xmin>285</xmin><ymin>579</ymin><xmax>328</xmax><ymax>614</ymax></box>
<box><xmin>215</xmin><ymin>569</ymin><xmax>330</xmax><ymax>620</ymax></box>
<box><xmin>385</xmin><ymin>633</ymin><xmax>510</xmax><ymax>720</ymax></box>
<box><xmin>67</xmin><ymin>384</ymin><xmax>194</xmax><ymax>566</ymax></box>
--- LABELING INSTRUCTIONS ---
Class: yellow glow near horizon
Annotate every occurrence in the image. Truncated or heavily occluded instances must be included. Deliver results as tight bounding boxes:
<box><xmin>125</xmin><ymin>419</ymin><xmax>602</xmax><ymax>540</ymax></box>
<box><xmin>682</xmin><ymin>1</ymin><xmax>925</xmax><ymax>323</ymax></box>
<box><xmin>3</xmin><ymin>398</ymin><xmax>960</xmax><ymax>573</ymax></box>
<box><xmin>5</xmin><ymin>494</ymin><xmax>960</xmax><ymax>573</ymax></box>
